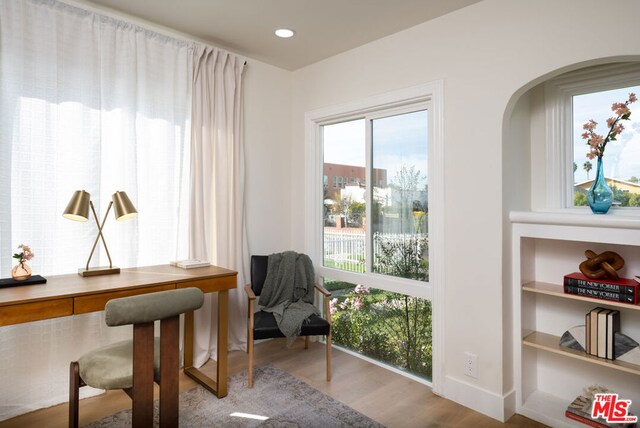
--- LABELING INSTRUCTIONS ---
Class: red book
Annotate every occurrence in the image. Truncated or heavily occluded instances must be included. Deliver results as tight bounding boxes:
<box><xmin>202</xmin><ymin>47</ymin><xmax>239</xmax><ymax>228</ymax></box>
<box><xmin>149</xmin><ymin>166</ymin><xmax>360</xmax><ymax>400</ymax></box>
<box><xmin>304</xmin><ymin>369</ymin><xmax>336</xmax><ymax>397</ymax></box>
<box><xmin>563</xmin><ymin>272</ymin><xmax>639</xmax><ymax>305</ymax></box>
<box><xmin>565</xmin><ymin>410</ymin><xmax>609</xmax><ymax>428</ymax></box>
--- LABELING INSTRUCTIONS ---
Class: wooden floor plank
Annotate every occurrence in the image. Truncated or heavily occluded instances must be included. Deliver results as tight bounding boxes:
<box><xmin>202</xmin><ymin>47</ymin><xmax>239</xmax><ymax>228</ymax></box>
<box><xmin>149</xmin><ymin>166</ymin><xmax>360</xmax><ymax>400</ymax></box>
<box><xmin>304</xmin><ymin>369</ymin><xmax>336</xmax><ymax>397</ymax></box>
<box><xmin>0</xmin><ymin>339</ymin><xmax>546</xmax><ymax>428</ymax></box>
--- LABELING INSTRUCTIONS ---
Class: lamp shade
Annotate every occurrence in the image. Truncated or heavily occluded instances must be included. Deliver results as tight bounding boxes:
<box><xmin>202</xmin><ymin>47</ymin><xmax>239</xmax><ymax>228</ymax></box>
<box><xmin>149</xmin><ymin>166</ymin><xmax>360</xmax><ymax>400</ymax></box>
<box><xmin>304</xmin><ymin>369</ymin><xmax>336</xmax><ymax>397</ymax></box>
<box><xmin>112</xmin><ymin>191</ymin><xmax>138</xmax><ymax>221</ymax></box>
<box><xmin>63</xmin><ymin>190</ymin><xmax>91</xmax><ymax>221</ymax></box>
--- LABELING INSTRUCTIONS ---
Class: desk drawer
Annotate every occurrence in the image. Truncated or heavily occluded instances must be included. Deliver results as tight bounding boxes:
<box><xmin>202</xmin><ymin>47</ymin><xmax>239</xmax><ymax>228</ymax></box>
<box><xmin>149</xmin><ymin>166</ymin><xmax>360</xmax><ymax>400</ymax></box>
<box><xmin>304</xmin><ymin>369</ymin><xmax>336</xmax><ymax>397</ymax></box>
<box><xmin>178</xmin><ymin>276</ymin><xmax>236</xmax><ymax>293</ymax></box>
<box><xmin>74</xmin><ymin>284</ymin><xmax>175</xmax><ymax>314</ymax></box>
<box><xmin>0</xmin><ymin>298</ymin><xmax>73</xmax><ymax>326</ymax></box>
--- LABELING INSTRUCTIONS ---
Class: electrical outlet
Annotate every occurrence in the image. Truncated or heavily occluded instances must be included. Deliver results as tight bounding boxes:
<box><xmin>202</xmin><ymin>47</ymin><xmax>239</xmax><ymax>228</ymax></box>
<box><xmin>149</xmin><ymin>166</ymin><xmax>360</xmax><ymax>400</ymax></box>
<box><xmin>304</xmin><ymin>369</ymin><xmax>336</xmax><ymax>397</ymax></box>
<box><xmin>464</xmin><ymin>352</ymin><xmax>478</xmax><ymax>378</ymax></box>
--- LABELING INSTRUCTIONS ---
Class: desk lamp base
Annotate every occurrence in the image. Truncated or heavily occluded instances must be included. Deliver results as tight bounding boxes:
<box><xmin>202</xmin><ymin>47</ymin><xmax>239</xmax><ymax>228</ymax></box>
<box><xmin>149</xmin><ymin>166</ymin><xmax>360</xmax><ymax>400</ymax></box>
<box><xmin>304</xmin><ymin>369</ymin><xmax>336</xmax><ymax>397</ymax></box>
<box><xmin>78</xmin><ymin>267</ymin><xmax>121</xmax><ymax>277</ymax></box>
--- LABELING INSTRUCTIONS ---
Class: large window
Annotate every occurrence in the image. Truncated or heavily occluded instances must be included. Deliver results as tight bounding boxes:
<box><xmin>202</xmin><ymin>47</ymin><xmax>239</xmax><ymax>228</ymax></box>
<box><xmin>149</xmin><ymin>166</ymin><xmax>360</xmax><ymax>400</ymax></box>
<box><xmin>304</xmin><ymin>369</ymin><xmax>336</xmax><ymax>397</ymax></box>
<box><xmin>320</xmin><ymin>108</ymin><xmax>431</xmax><ymax>381</ymax></box>
<box><xmin>308</xmin><ymin>83</ymin><xmax>442</xmax><ymax>385</ymax></box>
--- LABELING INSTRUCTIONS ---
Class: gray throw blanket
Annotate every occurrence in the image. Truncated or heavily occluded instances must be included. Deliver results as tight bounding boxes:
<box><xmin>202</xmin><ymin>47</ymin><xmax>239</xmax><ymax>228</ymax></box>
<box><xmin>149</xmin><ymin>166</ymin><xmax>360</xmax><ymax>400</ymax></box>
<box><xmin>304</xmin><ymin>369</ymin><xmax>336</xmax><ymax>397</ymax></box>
<box><xmin>258</xmin><ymin>251</ymin><xmax>319</xmax><ymax>346</ymax></box>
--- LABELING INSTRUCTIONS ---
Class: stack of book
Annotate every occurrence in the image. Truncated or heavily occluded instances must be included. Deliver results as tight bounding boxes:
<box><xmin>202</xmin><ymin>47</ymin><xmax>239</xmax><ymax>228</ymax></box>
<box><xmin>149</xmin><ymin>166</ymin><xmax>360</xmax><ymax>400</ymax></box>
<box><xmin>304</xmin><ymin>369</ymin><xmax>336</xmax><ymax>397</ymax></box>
<box><xmin>564</xmin><ymin>272</ymin><xmax>639</xmax><ymax>305</ymax></box>
<box><xmin>169</xmin><ymin>260</ymin><xmax>211</xmax><ymax>269</ymax></box>
<box><xmin>585</xmin><ymin>307</ymin><xmax>620</xmax><ymax>359</ymax></box>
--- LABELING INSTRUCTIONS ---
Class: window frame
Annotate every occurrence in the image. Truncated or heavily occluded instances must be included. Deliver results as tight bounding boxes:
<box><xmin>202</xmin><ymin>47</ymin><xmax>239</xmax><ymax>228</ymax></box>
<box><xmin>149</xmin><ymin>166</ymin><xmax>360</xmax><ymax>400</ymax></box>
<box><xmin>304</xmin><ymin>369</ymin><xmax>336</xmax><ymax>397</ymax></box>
<box><xmin>544</xmin><ymin>63</ymin><xmax>640</xmax><ymax>211</ymax></box>
<box><xmin>304</xmin><ymin>81</ymin><xmax>444</xmax><ymax>393</ymax></box>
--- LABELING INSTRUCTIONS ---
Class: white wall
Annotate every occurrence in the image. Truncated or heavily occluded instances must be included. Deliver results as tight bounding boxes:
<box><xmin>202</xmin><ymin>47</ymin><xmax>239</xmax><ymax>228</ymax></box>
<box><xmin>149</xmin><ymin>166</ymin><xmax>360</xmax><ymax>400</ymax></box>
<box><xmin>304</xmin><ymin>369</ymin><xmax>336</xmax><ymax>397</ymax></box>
<box><xmin>243</xmin><ymin>61</ymin><xmax>294</xmax><ymax>255</ymax></box>
<box><xmin>291</xmin><ymin>0</ymin><xmax>640</xmax><ymax>420</ymax></box>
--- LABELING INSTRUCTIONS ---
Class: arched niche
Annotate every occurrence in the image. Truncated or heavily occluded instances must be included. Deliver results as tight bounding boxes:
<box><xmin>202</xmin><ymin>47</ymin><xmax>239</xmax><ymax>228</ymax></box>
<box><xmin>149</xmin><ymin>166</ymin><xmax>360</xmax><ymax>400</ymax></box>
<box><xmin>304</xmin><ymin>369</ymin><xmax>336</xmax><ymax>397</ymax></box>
<box><xmin>502</xmin><ymin>56</ymin><xmax>640</xmax><ymax>213</ymax></box>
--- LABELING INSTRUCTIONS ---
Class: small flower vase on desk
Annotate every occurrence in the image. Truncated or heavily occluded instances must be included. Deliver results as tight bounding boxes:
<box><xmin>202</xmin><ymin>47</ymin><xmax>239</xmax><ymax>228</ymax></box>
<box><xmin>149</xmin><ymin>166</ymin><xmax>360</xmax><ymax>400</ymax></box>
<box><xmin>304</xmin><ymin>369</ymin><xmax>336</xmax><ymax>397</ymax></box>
<box><xmin>11</xmin><ymin>261</ymin><xmax>32</xmax><ymax>281</ymax></box>
<box><xmin>587</xmin><ymin>156</ymin><xmax>613</xmax><ymax>214</ymax></box>
<box><xmin>11</xmin><ymin>244</ymin><xmax>34</xmax><ymax>281</ymax></box>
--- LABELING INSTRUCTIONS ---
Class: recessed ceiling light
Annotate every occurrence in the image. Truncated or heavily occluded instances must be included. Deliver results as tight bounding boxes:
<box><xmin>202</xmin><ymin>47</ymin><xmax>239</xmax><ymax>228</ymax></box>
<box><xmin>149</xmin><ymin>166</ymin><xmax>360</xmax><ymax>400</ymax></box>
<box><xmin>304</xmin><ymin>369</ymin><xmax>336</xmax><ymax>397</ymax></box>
<box><xmin>275</xmin><ymin>28</ymin><xmax>295</xmax><ymax>38</ymax></box>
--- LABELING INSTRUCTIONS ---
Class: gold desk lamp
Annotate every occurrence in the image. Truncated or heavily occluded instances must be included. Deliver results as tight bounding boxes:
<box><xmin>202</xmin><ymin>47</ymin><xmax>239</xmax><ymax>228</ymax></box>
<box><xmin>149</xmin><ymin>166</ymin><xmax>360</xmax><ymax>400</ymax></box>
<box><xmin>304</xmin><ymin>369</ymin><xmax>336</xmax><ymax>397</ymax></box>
<box><xmin>63</xmin><ymin>190</ymin><xmax>138</xmax><ymax>277</ymax></box>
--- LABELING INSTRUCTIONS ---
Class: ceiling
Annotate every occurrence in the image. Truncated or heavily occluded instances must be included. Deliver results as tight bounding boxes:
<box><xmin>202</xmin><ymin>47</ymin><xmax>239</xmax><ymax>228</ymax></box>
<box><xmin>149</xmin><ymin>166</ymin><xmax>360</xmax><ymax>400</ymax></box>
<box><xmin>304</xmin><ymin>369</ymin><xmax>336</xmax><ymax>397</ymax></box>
<box><xmin>85</xmin><ymin>0</ymin><xmax>482</xmax><ymax>70</ymax></box>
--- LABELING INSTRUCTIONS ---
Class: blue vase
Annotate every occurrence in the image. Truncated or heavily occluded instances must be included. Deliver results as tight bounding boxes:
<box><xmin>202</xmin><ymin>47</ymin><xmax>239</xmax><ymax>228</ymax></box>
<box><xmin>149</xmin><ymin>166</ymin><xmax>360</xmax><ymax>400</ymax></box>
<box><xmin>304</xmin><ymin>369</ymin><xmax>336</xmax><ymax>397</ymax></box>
<box><xmin>587</xmin><ymin>156</ymin><xmax>613</xmax><ymax>214</ymax></box>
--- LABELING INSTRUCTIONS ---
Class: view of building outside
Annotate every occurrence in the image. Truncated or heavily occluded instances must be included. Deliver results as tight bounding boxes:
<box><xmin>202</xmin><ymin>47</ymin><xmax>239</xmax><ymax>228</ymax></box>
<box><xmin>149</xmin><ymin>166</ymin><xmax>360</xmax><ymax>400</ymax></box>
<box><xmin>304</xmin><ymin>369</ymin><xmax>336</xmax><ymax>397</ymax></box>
<box><xmin>323</xmin><ymin>163</ymin><xmax>387</xmax><ymax>201</ymax></box>
<box><xmin>321</xmin><ymin>110</ymin><xmax>431</xmax><ymax>380</ymax></box>
<box><xmin>573</xmin><ymin>85</ymin><xmax>640</xmax><ymax>207</ymax></box>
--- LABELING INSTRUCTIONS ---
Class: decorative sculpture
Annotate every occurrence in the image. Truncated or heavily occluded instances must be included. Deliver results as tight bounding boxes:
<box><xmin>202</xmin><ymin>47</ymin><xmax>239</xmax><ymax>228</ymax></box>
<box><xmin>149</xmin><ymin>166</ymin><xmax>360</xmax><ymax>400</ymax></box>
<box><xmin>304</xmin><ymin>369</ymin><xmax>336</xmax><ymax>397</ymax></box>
<box><xmin>579</xmin><ymin>250</ymin><xmax>625</xmax><ymax>280</ymax></box>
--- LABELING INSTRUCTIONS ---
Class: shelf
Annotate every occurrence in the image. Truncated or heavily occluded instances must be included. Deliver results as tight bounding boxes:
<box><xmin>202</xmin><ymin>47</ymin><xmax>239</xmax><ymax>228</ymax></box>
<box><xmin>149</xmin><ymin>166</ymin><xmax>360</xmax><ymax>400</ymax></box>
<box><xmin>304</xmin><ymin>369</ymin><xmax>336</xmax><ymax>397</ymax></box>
<box><xmin>523</xmin><ymin>281</ymin><xmax>640</xmax><ymax>311</ymax></box>
<box><xmin>523</xmin><ymin>331</ymin><xmax>640</xmax><ymax>376</ymax></box>
<box><xmin>519</xmin><ymin>390</ymin><xmax>594</xmax><ymax>428</ymax></box>
<box><xmin>510</xmin><ymin>210</ymin><xmax>640</xmax><ymax>230</ymax></box>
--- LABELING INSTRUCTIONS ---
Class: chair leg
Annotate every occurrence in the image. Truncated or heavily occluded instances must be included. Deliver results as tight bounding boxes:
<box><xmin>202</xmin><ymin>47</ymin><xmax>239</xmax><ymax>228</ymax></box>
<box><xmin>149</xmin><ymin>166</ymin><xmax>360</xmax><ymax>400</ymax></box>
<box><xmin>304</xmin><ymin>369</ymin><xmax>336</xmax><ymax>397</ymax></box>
<box><xmin>248</xmin><ymin>328</ymin><xmax>254</xmax><ymax>388</ymax></box>
<box><xmin>132</xmin><ymin>322</ymin><xmax>155</xmax><ymax>427</ymax></box>
<box><xmin>69</xmin><ymin>361</ymin><xmax>80</xmax><ymax>428</ymax></box>
<box><xmin>304</xmin><ymin>336</ymin><xmax>309</xmax><ymax>349</ymax></box>
<box><xmin>326</xmin><ymin>332</ymin><xmax>332</xmax><ymax>382</ymax></box>
<box><xmin>247</xmin><ymin>301</ymin><xmax>255</xmax><ymax>387</ymax></box>
<box><xmin>160</xmin><ymin>316</ymin><xmax>179</xmax><ymax>428</ymax></box>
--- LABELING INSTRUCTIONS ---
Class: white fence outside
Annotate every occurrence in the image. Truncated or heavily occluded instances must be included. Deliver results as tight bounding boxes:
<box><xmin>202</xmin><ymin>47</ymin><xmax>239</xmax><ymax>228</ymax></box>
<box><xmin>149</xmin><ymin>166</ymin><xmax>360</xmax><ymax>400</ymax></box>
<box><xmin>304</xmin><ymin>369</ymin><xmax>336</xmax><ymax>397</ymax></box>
<box><xmin>323</xmin><ymin>229</ymin><xmax>427</xmax><ymax>275</ymax></box>
<box><xmin>323</xmin><ymin>230</ymin><xmax>366</xmax><ymax>272</ymax></box>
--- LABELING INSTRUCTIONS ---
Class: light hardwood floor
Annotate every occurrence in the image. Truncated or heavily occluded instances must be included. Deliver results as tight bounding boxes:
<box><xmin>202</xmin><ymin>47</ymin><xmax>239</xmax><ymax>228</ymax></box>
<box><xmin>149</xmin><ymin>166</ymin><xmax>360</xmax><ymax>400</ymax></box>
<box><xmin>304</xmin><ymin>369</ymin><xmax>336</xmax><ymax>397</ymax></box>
<box><xmin>1</xmin><ymin>339</ymin><xmax>546</xmax><ymax>427</ymax></box>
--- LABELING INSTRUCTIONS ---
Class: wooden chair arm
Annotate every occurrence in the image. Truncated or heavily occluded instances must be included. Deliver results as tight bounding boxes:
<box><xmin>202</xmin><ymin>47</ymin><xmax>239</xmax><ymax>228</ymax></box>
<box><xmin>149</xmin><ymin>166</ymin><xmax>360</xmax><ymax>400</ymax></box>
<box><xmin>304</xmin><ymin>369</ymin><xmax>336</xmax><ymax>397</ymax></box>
<box><xmin>314</xmin><ymin>283</ymin><xmax>331</xmax><ymax>297</ymax></box>
<box><xmin>244</xmin><ymin>284</ymin><xmax>256</xmax><ymax>300</ymax></box>
<box><xmin>314</xmin><ymin>283</ymin><xmax>332</xmax><ymax>324</ymax></box>
<box><xmin>245</xmin><ymin>284</ymin><xmax>255</xmax><ymax>324</ymax></box>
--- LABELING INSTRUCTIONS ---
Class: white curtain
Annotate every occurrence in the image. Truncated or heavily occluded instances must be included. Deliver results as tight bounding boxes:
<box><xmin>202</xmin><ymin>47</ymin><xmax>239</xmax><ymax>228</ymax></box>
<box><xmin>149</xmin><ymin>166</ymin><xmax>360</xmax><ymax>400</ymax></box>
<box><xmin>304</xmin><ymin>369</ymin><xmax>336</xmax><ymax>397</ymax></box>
<box><xmin>190</xmin><ymin>45</ymin><xmax>249</xmax><ymax>366</ymax></box>
<box><xmin>0</xmin><ymin>0</ymin><xmax>191</xmax><ymax>420</ymax></box>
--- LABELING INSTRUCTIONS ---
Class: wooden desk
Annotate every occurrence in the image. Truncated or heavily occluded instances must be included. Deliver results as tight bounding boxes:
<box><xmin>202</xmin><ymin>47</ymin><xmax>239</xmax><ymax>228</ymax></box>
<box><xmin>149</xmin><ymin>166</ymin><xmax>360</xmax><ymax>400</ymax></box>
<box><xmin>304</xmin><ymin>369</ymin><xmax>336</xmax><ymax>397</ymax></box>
<box><xmin>0</xmin><ymin>264</ymin><xmax>237</xmax><ymax>398</ymax></box>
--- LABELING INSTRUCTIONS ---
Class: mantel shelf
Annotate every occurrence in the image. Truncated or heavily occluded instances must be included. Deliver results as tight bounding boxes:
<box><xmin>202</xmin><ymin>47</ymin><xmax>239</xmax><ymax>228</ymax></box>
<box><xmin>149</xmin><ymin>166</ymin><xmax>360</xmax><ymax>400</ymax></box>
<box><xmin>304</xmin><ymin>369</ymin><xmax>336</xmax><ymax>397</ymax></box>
<box><xmin>510</xmin><ymin>210</ymin><xmax>640</xmax><ymax>230</ymax></box>
<box><xmin>522</xmin><ymin>281</ymin><xmax>640</xmax><ymax>311</ymax></box>
<box><xmin>523</xmin><ymin>331</ymin><xmax>640</xmax><ymax>376</ymax></box>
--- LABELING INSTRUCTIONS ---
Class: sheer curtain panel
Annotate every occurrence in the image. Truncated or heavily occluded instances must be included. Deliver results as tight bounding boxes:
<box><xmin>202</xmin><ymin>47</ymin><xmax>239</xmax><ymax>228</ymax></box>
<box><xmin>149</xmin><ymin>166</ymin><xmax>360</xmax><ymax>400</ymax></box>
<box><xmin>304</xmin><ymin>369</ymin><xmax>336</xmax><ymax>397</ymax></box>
<box><xmin>190</xmin><ymin>46</ymin><xmax>249</xmax><ymax>366</ymax></box>
<box><xmin>0</xmin><ymin>0</ymin><xmax>191</xmax><ymax>420</ymax></box>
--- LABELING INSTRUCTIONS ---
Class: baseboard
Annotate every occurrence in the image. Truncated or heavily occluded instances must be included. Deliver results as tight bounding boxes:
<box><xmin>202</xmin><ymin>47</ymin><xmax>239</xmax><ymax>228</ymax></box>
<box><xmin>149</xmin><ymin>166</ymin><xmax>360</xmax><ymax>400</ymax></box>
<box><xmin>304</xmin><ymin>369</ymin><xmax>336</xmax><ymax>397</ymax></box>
<box><xmin>503</xmin><ymin>388</ymin><xmax>516</xmax><ymax>421</ymax></box>
<box><xmin>442</xmin><ymin>375</ymin><xmax>516</xmax><ymax>422</ymax></box>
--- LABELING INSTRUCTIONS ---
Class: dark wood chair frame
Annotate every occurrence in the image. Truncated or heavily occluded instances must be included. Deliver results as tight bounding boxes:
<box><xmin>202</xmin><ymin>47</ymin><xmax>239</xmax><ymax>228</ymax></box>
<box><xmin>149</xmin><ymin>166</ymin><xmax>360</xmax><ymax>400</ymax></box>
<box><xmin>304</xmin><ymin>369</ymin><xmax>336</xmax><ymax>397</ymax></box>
<box><xmin>69</xmin><ymin>315</ymin><xmax>180</xmax><ymax>428</ymax></box>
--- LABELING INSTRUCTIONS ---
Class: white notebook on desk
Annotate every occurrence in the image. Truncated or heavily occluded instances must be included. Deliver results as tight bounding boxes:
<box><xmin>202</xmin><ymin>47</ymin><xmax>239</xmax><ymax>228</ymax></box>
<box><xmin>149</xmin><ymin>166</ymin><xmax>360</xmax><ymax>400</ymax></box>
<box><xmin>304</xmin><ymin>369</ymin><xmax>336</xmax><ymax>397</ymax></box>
<box><xmin>170</xmin><ymin>259</ymin><xmax>211</xmax><ymax>269</ymax></box>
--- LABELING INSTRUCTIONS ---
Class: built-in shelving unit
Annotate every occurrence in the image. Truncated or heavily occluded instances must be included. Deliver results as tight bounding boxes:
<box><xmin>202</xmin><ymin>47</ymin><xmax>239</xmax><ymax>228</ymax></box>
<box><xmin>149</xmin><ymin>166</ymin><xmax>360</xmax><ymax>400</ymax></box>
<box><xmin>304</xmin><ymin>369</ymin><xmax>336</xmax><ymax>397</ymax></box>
<box><xmin>511</xmin><ymin>211</ymin><xmax>640</xmax><ymax>428</ymax></box>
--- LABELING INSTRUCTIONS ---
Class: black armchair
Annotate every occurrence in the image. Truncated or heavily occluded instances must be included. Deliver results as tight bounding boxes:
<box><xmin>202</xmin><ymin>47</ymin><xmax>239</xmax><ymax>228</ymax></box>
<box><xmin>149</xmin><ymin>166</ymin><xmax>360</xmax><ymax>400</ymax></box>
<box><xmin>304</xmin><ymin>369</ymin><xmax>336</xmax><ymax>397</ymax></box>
<box><xmin>244</xmin><ymin>255</ymin><xmax>331</xmax><ymax>388</ymax></box>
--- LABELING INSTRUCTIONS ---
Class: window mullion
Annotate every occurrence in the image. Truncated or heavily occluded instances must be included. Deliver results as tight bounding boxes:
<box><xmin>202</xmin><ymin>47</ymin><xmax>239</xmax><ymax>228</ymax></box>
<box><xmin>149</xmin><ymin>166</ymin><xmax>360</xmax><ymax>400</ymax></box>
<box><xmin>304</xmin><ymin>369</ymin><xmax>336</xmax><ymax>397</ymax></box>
<box><xmin>365</xmin><ymin>116</ymin><xmax>373</xmax><ymax>274</ymax></box>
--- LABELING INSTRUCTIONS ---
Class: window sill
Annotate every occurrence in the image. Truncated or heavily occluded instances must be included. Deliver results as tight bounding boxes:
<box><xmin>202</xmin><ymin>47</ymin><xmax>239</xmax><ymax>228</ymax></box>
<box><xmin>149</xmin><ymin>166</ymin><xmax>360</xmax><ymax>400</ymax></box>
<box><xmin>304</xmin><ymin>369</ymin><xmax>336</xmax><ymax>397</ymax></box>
<box><xmin>510</xmin><ymin>209</ymin><xmax>640</xmax><ymax>230</ymax></box>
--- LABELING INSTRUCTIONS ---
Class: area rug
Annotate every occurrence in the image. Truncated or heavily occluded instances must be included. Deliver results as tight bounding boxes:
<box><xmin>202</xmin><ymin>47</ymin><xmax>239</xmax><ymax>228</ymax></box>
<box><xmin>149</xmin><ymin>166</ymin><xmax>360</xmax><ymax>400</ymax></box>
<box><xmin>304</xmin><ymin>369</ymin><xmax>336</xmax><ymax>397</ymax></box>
<box><xmin>85</xmin><ymin>365</ymin><xmax>384</xmax><ymax>427</ymax></box>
